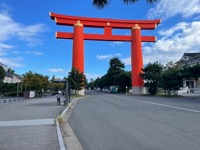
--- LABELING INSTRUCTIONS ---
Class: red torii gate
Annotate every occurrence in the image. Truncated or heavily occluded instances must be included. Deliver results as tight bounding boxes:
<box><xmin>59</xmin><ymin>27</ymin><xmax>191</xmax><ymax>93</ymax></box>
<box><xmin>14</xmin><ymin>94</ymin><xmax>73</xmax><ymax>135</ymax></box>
<box><xmin>50</xmin><ymin>12</ymin><xmax>161</xmax><ymax>94</ymax></box>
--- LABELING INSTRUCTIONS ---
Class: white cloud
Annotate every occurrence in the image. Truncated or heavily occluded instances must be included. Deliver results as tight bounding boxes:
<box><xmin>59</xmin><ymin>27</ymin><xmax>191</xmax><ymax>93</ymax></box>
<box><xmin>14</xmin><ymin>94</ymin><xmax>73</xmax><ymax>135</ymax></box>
<box><xmin>85</xmin><ymin>73</ymin><xmax>102</xmax><ymax>80</ymax></box>
<box><xmin>47</xmin><ymin>68</ymin><xmax>67</xmax><ymax>74</ymax></box>
<box><xmin>158</xmin><ymin>22</ymin><xmax>190</xmax><ymax>37</ymax></box>
<box><xmin>97</xmin><ymin>54</ymin><xmax>111</xmax><ymax>60</ymax></box>
<box><xmin>0</xmin><ymin>5</ymin><xmax>48</xmax><ymax>46</ymax></box>
<box><xmin>13</xmin><ymin>51</ymin><xmax>20</xmax><ymax>54</ymax></box>
<box><xmin>155</xmin><ymin>21</ymin><xmax>199</xmax><ymax>52</ymax></box>
<box><xmin>143</xmin><ymin>21</ymin><xmax>200</xmax><ymax>65</ymax></box>
<box><xmin>0</xmin><ymin>43</ymin><xmax>14</xmax><ymax>56</ymax></box>
<box><xmin>110</xmin><ymin>41</ymin><xmax>124</xmax><ymax>47</ymax></box>
<box><xmin>26</xmin><ymin>51</ymin><xmax>43</xmax><ymax>56</ymax></box>
<box><xmin>148</xmin><ymin>0</ymin><xmax>200</xmax><ymax>20</ymax></box>
<box><xmin>0</xmin><ymin>3</ymin><xmax>48</xmax><ymax>68</ymax></box>
<box><xmin>0</xmin><ymin>56</ymin><xmax>24</xmax><ymax>67</ymax></box>
<box><xmin>121</xmin><ymin>57</ymin><xmax>131</xmax><ymax>66</ymax></box>
<box><xmin>0</xmin><ymin>43</ymin><xmax>13</xmax><ymax>50</ymax></box>
<box><xmin>96</xmin><ymin>53</ymin><xmax>121</xmax><ymax>60</ymax></box>
<box><xmin>143</xmin><ymin>53</ymin><xmax>180</xmax><ymax>65</ymax></box>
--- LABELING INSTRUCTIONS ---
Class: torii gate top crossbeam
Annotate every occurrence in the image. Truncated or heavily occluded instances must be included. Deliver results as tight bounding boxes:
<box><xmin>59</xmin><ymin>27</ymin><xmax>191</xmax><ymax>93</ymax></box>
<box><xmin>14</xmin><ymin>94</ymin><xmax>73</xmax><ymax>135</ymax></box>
<box><xmin>50</xmin><ymin>12</ymin><xmax>161</xmax><ymax>30</ymax></box>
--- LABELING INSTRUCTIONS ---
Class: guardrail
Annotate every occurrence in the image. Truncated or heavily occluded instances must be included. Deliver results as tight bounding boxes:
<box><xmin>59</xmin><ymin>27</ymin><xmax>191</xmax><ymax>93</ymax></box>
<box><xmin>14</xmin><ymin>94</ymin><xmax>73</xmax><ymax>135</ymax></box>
<box><xmin>0</xmin><ymin>97</ymin><xmax>25</xmax><ymax>105</ymax></box>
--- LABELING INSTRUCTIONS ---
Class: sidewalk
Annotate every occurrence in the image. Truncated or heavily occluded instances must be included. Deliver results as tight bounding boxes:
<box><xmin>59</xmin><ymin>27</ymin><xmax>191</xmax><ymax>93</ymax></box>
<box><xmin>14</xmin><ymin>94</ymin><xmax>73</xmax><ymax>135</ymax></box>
<box><xmin>0</xmin><ymin>96</ymin><xmax>67</xmax><ymax>150</ymax></box>
<box><xmin>0</xmin><ymin>119</ymin><xmax>60</xmax><ymax>150</ymax></box>
<box><xmin>180</xmin><ymin>93</ymin><xmax>200</xmax><ymax>99</ymax></box>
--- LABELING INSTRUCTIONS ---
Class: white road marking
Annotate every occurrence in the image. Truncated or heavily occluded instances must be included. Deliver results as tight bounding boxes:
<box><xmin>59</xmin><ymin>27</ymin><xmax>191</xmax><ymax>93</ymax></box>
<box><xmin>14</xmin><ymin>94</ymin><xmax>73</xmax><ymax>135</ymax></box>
<box><xmin>111</xmin><ymin>95</ymin><xmax>200</xmax><ymax>113</ymax></box>
<box><xmin>0</xmin><ymin>118</ymin><xmax>54</xmax><ymax>126</ymax></box>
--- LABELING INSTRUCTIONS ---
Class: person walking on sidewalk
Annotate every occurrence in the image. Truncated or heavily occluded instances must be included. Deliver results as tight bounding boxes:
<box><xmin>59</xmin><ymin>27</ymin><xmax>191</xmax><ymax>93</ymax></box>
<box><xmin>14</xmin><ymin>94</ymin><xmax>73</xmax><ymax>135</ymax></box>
<box><xmin>56</xmin><ymin>93</ymin><xmax>61</xmax><ymax>105</ymax></box>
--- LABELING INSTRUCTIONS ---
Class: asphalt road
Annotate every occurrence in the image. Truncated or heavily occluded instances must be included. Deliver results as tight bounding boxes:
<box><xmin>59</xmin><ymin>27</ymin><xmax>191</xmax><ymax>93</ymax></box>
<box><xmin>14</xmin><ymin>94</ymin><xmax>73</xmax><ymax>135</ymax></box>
<box><xmin>69</xmin><ymin>91</ymin><xmax>200</xmax><ymax>150</ymax></box>
<box><xmin>0</xmin><ymin>96</ymin><xmax>66</xmax><ymax>150</ymax></box>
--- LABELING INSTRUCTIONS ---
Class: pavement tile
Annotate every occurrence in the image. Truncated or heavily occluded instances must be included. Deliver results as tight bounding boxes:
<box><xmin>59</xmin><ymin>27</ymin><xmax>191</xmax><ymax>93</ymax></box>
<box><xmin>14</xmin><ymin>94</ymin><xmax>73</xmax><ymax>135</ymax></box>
<box><xmin>0</xmin><ymin>125</ymin><xmax>59</xmax><ymax>150</ymax></box>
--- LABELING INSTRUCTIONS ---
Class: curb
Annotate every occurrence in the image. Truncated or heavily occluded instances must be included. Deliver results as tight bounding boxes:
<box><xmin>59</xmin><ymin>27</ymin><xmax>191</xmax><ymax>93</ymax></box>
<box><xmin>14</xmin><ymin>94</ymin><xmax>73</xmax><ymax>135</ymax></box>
<box><xmin>56</xmin><ymin>98</ymin><xmax>83</xmax><ymax>150</ymax></box>
<box><xmin>56</xmin><ymin>119</ymin><xmax>66</xmax><ymax>150</ymax></box>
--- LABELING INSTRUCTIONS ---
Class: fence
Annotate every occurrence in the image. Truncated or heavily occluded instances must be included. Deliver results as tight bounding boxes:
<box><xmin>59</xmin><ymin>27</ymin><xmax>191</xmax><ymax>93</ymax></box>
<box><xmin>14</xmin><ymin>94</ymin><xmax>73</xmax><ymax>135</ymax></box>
<box><xmin>0</xmin><ymin>97</ymin><xmax>25</xmax><ymax>105</ymax></box>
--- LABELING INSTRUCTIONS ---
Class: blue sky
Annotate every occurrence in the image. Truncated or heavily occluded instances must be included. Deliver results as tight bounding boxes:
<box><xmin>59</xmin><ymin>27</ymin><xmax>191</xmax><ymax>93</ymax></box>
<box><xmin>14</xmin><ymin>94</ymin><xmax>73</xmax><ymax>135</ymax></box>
<box><xmin>0</xmin><ymin>0</ymin><xmax>200</xmax><ymax>80</ymax></box>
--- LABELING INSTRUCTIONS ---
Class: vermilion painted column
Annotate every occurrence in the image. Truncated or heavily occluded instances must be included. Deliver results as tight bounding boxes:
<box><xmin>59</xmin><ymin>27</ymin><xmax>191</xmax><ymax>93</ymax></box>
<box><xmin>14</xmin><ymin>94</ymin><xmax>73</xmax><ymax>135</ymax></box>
<box><xmin>72</xmin><ymin>20</ymin><xmax>84</xmax><ymax>73</ymax></box>
<box><xmin>131</xmin><ymin>24</ymin><xmax>144</xmax><ymax>94</ymax></box>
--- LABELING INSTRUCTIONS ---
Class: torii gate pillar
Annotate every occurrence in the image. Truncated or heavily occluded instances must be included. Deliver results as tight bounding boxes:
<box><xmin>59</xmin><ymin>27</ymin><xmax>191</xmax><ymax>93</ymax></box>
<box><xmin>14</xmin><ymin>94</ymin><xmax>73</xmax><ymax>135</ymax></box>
<box><xmin>131</xmin><ymin>24</ymin><xmax>144</xmax><ymax>94</ymax></box>
<box><xmin>72</xmin><ymin>21</ymin><xmax>84</xmax><ymax>73</ymax></box>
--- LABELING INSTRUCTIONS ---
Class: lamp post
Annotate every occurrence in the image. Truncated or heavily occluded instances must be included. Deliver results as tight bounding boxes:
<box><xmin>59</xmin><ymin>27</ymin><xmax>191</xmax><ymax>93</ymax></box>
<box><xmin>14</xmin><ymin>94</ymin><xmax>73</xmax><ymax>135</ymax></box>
<box><xmin>65</xmin><ymin>78</ymin><xmax>70</xmax><ymax>104</ymax></box>
<box><xmin>17</xmin><ymin>82</ymin><xmax>19</xmax><ymax>97</ymax></box>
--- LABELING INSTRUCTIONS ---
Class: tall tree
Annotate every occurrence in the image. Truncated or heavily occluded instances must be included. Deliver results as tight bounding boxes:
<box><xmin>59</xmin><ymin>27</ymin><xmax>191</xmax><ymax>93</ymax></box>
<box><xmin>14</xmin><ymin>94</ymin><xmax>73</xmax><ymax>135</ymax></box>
<box><xmin>0</xmin><ymin>66</ymin><xmax>6</xmax><ymax>82</ymax></box>
<box><xmin>106</xmin><ymin>57</ymin><xmax>125</xmax><ymax>86</ymax></box>
<box><xmin>7</xmin><ymin>68</ymin><xmax>15</xmax><ymax>74</ymax></box>
<box><xmin>140</xmin><ymin>62</ymin><xmax>163</xmax><ymax>95</ymax></box>
<box><xmin>93</xmin><ymin>0</ymin><xmax>157</xmax><ymax>8</ymax></box>
<box><xmin>68</xmin><ymin>67</ymin><xmax>86</xmax><ymax>94</ymax></box>
<box><xmin>51</xmin><ymin>75</ymin><xmax>56</xmax><ymax>81</ymax></box>
<box><xmin>160</xmin><ymin>63</ymin><xmax>183</xmax><ymax>95</ymax></box>
<box><xmin>116</xmin><ymin>71</ymin><xmax>131</xmax><ymax>93</ymax></box>
<box><xmin>0</xmin><ymin>66</ymin><xmax>6</xmax><ymax>93</ymax></box>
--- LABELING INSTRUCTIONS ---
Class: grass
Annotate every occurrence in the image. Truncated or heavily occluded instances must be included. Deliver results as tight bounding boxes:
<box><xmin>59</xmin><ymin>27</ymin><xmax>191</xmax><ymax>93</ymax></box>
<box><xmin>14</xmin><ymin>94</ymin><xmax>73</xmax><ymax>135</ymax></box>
<box><xmin>70</xmin><ymin>94</ymin><xmax>84</xmax><ymax>99</ymax></box>
<box><xmin>155</xmin><ymin>92</ymin><xmax>181</xmax><ymax>97</ymax></box>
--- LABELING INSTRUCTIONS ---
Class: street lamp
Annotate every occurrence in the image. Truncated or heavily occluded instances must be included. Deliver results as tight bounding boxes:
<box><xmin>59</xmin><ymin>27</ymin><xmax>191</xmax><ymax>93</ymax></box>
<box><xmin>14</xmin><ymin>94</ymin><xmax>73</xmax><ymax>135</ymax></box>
<box><xmin>65</xmin><ymin>78</ymin><xmax>70</xmax><ymax>105</ymax></box>
<box><xmin>17</xmin><ymin>82</ymin><xmax>19</xmax><ymax>97</ymax></box>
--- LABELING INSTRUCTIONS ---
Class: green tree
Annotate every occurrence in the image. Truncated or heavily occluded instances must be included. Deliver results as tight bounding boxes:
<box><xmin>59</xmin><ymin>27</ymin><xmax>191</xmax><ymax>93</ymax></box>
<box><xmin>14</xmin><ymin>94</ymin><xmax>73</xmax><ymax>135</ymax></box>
<box><xmin>7</xmin><ymin>68</ymin><xmax>15</xmax><ymax>74</ymax></box>
<box><xmin>98</xmin><ymin>75</ymin><xmax>109</xmax><ymax>89</ymax></box>
<box><xmin>0</xmin><ymin>66</ymin><xmax>6</xmax><ymax>82</ymax></box>
<box><xmin>93</xmin><ymin>0</ymin><xmax>157</xmax><ymax>9</ymax></box>
<box><xmin>160</xmin><ymin>63</ymin><xmax>183</xmax><ymax>95</ymax></box>
<box><xmin>48</xmin><ymin>82</ymin><xmax>64</xmax><ymax>93</ymax></box>
<box><xmin>87</xmin><ymin>79</ymin><xmax>95</xmax><ymax>90</ymax></box>
<box><xmin>140</xmin><ymin>62</ymin><xmax>163</xmax><ymax>95</ymax></box>
<box><xmin>182</xmin><ymin>64</ymin><xmax>200</xmax><ymax>80</ymax></box>
<box><xmin>93</xmin><ymin>57</ymin><xmax>126</xmax><ymax>91</ymax></box>
<box><xmin>106</xmin><ymin>57</ymin><xmax>125</xmax><ymax>86</ymax></box>
<box><xmin>22</xmin><ymin>71</ymin><xmax>49</xmax><ymax>96</ymax></box>
<box><xmin>116</xmin><ymin>71</ymin><xmax>131</xmax><ymax>93</ymax></box>
<box><xmin>94</xmin><ymin>77</ymin><xmax>101</xmax><ymax>88</ymax></box>
<box><xmin>51</xmin><ymin>75</ymin><xmax>56</xmax><ymax>81</ymax></box>
<box><xmin>0</xmin><ymin>66</ymin><xmax>6</xmax><ymax>94</ymax></box>
<box><xmin>68</xmin><ymin>67</ymin><xmax>86</xmax><ymax>94</ymax></box>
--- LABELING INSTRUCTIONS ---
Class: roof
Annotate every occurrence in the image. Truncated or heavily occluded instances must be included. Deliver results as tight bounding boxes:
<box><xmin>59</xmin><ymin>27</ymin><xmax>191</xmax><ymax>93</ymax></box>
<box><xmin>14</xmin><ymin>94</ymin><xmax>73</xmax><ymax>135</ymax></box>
<box><xmin>177</xmin><ymin>52</ymin><xmax>200</xmax><ymax>65</ymax></box>
<box><xmin>183</xmin><ymin>52</ymin><xmax>200</xmax><ymax>58</ymax></box>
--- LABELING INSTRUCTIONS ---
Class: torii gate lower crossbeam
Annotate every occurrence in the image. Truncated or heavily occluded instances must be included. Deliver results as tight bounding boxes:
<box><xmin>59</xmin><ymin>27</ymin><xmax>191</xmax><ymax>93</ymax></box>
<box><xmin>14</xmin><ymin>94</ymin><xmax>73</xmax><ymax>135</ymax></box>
<box><xmin>50</xmin><ymin>12</ymin><xmax>161</xmax><ymax>94</ymax></box>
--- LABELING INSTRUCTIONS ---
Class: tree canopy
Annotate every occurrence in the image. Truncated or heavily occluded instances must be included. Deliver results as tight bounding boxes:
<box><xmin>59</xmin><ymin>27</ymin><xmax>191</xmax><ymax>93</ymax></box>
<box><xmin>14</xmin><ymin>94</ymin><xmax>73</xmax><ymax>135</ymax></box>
<box><xmin>140</xmin><ymin>62</ymin><xmax>163</xmax><ymax>95</ymax></box>
<box><xmin>22</xmin><ymin>71</ymin><xmax>49</xmax><ymax>94</ymax></box>
<box><xmin>68</xmin><ymin>67</ymin><xmax>86</xmax><ymax>93</ymax></box>
<box><xmin>0</xmin><ymin>66</ymin><xmax>6</xmax><ymax>82</ymax></box>
<box><xmin>93</xmin><ymin>0</ymin><xmax>157</xmax><ymax>9</ymax></box>
<box><xmin>106</xmin><ymin>57</ymin><xmax>125</xmax><ymax>86</ymax></box>
<box><xmin>160</xmin><ymin>65</ymin><xmax>183</xmax><ymax>95</ymax></box>
<box><xmin>182</xmin><ymin>65</ymin><xmax>200</xmax><ymax>80</ymax></box>
<box><xmin>93</xmin><ymin>57</ymin><xmax>131</xmax><ymax>93</ymax></box>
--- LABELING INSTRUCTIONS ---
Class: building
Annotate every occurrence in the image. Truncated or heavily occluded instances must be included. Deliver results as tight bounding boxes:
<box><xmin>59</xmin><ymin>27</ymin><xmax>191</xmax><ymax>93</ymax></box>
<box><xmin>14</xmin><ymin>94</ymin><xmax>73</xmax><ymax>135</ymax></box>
<box><xmin>0</xmin><ymin>62</ymin><xmax>21</xmax><ymax>83</ymax></box>
<box><xmin>177</xmin><ymin>52</ymin><xmax>200</xmax><ymax>67</ymax></box>
<box><xmin>3</xmin><ymin>72</ymin><xmax>21</xmax><ymax>83</ymax></box>
<box><xmin>177</xmin><ymin>53</ymin><xmax>200</xmax><ymax>93</ymax></box>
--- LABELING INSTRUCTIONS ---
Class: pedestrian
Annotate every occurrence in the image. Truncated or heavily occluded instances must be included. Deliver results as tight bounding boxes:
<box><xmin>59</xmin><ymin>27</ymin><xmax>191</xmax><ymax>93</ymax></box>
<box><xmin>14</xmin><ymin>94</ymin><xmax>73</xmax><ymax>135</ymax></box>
<box><xmin>57</xmin><ymin>94</ymin><xmax>61</xmax><ymax>105</ymax></box>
